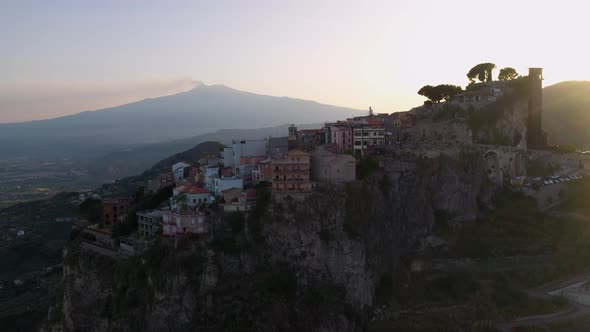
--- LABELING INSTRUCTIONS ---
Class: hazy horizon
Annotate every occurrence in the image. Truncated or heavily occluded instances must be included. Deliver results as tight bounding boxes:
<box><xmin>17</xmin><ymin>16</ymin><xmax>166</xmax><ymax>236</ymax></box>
<box><xmin>2</xmin><ymin>0</ymin><xmax>590</xmax><ymax>123</ymax></box>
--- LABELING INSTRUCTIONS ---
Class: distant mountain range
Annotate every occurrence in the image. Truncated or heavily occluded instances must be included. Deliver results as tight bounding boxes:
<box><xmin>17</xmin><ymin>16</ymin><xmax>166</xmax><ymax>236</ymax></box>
<box><xmin>0</xmin><ymin>83</ymin><xmax>358</xmax><ymax>161</ymax></box>
<box><xmin>2</xmin><ymin>80</ymin><xmax>587</xmax><ymax>177</ymax></box>
<box><xmin>543</xmin><ymin>81</ymin><xmax>590</xmax><ymax>150</ymax></box>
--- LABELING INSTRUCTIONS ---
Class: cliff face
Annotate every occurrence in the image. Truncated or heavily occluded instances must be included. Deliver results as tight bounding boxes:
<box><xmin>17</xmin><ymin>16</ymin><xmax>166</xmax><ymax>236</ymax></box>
<box><xmin>470</xmin><ymin>81</ymin><xmax>530</xmax><ymax>148</ymax></box>
<box><xmin>43</xmin><ymin>151</ymin><xmax>493</xmax><ymax>332</ymax></box>
<box><xmin>480</xmin><ymin>98</ymin><xmax>528</xmax><ymax>148</ymax></box>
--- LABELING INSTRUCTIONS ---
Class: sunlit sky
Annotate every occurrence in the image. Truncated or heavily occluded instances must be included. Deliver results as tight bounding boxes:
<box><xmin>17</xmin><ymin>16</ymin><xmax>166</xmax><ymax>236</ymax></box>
<box><xmin>1</xmin><ymin>0</ymin><xmax>589</xmax><ymax>123</ymax></box>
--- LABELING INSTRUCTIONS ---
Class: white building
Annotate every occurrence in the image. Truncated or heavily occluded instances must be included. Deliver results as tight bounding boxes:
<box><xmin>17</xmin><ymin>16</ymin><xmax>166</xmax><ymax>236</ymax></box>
<box><xmin>223</xmin><ymin>140</ymin><xmax>267</xmax><ymax>168</ymax></box>
<box><xmin>136</xmin><ymin>210</ymin><xmax>164</xmax><ymax>237</ymax></box>
<box><xmin>172</xmin><ymin>161</ymin><xmax>192</xmax><ymax>183</ymax></box>
<box><xmin>201</xmin><ymin>166</ymin><xmax>219</xmax><ymax>190</ymax></box>
<box><xmin>171</xmin><ymin>184</ymin><xmax>213</xmax><ymax>210</ymax></box>
<box><xmin>222</xmin><ymin>147</ymin><xmax>234</xmax><ymax>168</ymax></box>
<box><xmin>212</xmin><ymin>177</ymin><xmax>243</xmax><ymax>196</ymax></box>
<box><xmin>353</xmin><ymin>126</ymin><xmax>385</xmax><ymax>153</ymax></box>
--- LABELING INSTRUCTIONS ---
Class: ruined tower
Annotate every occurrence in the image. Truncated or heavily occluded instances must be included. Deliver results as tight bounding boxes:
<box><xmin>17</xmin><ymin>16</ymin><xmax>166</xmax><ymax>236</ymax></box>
<box><xmin>527</xmin><ymin>67</ymin><xmax>546</xmax><ymax>149</ymax></box>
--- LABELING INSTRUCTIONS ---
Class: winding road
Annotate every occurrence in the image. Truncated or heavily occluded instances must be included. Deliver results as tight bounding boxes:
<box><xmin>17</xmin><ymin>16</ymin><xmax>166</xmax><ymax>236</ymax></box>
<box><xmin>496</xmin><ymin>272</ymin><xmax>590</xmax><ymax>331</ymax></box>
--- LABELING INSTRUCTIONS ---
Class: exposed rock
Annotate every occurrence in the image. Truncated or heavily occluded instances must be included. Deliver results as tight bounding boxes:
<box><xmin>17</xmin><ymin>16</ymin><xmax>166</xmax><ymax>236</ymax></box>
<box><xmin>43</xmin><ymin>150</ymin><xmax>494</xmax><ymax>332</ymax></box>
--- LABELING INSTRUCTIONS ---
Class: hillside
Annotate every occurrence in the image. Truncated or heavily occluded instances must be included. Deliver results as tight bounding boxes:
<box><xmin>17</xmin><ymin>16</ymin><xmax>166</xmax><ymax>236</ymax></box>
<box><xmin>0</xmin><ymin>84</ymin><xmax>356</xmax><ymax>161</ymax></box>
<box><xmin>544</xmin><ymin>81</ymin><xmax>590</xmax><ymax>149</ymax></box>
<box><xmin>95</xmin><ymin>141</ymin><xmax>223</xmax><ymax>198</ymax></box>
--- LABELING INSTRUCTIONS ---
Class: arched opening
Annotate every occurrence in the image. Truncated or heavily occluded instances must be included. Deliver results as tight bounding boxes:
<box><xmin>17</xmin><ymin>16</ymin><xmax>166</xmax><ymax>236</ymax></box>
<box><xmin>513</xmin><ymin>152</ymin><xmax>526</xmax><ymax>177</ymax></box>
<box><xmin>484</xmin><ymin>150</ymin><xmax>502</xmax><ymax>184</ymax></box>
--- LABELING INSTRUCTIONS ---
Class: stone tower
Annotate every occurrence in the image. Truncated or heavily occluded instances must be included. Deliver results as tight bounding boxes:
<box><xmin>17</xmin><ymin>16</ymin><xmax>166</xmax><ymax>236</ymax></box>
<box><xmin>527</xmin><ymin>68</ymin><xmax>546</xmax><ymax>149</ymax></box>
<box><xmin>288</xmin><ymin>124</ymin><xmax>298</xmax><ymax>149</ymax></box>
<box><xmin>288</xmin><ymin>124</ymin><xmax>298</xmax><ymax>140</ymax></box>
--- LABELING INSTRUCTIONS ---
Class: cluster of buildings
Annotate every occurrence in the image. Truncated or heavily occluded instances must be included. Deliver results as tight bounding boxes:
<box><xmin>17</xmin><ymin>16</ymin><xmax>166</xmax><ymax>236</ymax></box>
<box><xmin>75</xmin><ymin>108</ymin><xmax>416</xmax><ymax>256</ymax></box>
<box><xmin>132</xmin><ymin>116</ymin><xmax>376</xmax><ymax>237</ymax></box>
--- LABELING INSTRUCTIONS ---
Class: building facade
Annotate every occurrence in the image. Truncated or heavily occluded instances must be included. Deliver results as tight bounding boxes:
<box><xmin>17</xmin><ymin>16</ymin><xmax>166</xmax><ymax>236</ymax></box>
<box><xmin>102</xmin><ymin>197</ymin><xmax>134</xmax><ymax>225</ymax></box>
<box><xmin>136</xmin><ymin>210</ymin><xmax>164</xmax><ymax>237</ymax></box>
<box><xmin>171</xmin><ymin>184</ymin><xmax>213</xmax><ymax>210</ymax></box>
<box><xmin>172</xmin><ymin>161</ymin><xmax>192</xmax><ymax>183</ymax></box>
<box><xmin>222</xmin><ymin>190</ymin><xmax>257</xmax><ymax>212</ymax></box>
<box><xmin>297</xmin><ymin>129</ymin><xmax>325</xmax><ymax>151</ymax></box>
<box><xmin>328</xmin><ymin>125</ymin><xmax>353</xmax><ymax>153</ymax></box>
<box><xmin>161</xmin><ymin>211</ymin><xmax>207</xmax><ymax>236</ymax></box>
<box><xmin>311</xmin><ymin>148</ymin><xmax>356</xmax><ymax>184</ymax></box>
<box><xmin>271</xmin><ymin>150</ymin><xmax>311</xmax><ymax>192</ymax></box>
<box><xmin>212</xmin><ymin>177</ymin><xmax>243</xmax><ymax>196</ymax></box>
<box><xmin>252</xmin><ymin>158</ymin><xmax>272</xmax><ymax>184</ymax></box>
<box><xmin>352</xmin><ymin>118</ymin><xmax>385</xmax><ymax>155</ymax></box>
<box><xmin>146</xmin><ymin>173</ymin><xmax>174</xmax><ymax>194</ymax></box>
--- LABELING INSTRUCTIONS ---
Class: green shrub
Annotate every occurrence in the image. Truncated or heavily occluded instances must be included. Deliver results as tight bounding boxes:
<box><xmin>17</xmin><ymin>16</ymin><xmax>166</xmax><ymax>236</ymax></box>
<box><xmin>357</xmin><ymin>157</ymin><xmax>380</xmax><ymax>180</ymax></box>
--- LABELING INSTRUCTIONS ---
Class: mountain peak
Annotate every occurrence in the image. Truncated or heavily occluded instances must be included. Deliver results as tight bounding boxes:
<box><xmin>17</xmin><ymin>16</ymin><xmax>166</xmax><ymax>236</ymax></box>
<box><xmin>188</xmin><ymin>80</ymin><xmax>205</xmax><ymax>91</ymax></box>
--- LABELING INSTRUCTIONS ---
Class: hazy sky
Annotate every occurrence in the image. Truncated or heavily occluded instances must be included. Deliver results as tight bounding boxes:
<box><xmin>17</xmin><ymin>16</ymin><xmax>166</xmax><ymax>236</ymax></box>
<box><xmin>1</xmin><ymin>0</ymin><xmax>589</xmax><ymax>123</ymax></box>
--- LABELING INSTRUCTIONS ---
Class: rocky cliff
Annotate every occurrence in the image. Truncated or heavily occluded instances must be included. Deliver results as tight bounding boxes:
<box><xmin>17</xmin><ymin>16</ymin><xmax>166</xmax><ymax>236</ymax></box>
<box><xmin>469</xmin><ymin>80</ymin><xmax>530</xmax><ymax>148</ymax></box>
<box><xmin>42</xmin><ymin>150</ymin><xmax>495</xmax><ymax>332</ymax></box>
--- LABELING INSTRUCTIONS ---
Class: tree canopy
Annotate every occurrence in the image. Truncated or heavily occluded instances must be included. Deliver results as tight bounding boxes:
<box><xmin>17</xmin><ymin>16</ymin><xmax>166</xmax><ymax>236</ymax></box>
<box><xmin>467</xmin><ymin>63</ymin><xmax>496</xmax><ymax>83</ymax></box>
<box><xmin>498</xmin><ymin>67</ymin><xmax>519</xmax><ymax>81</ymax></box>
<box><xmin>418</xmin><ymin>84</ymin><xmax>463</xmax><ymax>103</ymax></box>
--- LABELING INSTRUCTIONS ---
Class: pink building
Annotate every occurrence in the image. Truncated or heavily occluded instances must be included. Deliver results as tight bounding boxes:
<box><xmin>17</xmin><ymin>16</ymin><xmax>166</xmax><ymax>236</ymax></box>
<box><xmin>330</xmin><ymin>125</ymin><xmax>353</xmax><ymax>153</ymax></box>
<box><xmin>161</xmin><ymin>210</ymin><xmax>208</xmax><ymax>236</ymax></box>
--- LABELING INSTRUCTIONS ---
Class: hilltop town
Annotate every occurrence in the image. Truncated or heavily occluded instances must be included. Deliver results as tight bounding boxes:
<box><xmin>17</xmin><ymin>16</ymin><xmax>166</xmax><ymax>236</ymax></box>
<box><xmin>67</xmin><ymin>66</ymin><xmax>590</xmax><ymax>260</ymax></box>
<box><xmin>3</xmin><ymin>65</ymin><xmax>590</xmax><ymax>331</ymax></box>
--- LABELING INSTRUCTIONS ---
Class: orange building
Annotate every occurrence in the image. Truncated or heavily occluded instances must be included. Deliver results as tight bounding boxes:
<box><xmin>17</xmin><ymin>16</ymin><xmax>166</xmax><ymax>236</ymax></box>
<box><xmin>271</xmin><ymin>150</ymin><xmax>311</xmax><ymax>192</ymax></box>
<box><xmin>252</xmin><ymin>158</ymin><xmax>272</xmax><ymax>184</ymax></box>
<box><xmin>102</xmin><ymin>197</ymin><xmax>134</xmax><ymax>225</ymax></box>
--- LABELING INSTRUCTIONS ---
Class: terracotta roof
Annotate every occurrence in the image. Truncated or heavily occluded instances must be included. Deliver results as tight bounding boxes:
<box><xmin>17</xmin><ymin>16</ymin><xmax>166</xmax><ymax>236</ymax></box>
<box><xmin>222</xmin><ymin>187</ymin><xmax>242</xmax><ymax>194</ymax></box>
<box><xmin>175</xmin><ymin>184</ymin><xmax>211</xmax><ymax>195</ymax></box>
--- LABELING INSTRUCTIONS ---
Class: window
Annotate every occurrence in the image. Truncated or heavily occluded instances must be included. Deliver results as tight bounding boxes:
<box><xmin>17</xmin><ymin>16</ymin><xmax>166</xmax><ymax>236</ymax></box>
<box><xmin>193</xmin><ymin>199</ymin><xmax>196</xmax><ymax>203</ymax></box>
<box><xmin>355</xmin><ymin>141</ymin><xmax>361</xmax><ymax>145</ymax></box>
